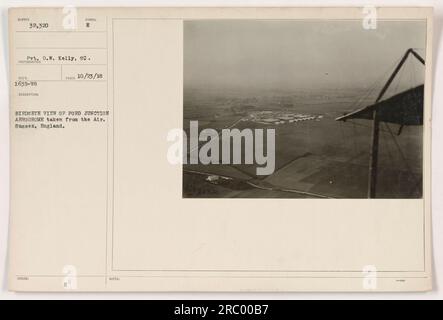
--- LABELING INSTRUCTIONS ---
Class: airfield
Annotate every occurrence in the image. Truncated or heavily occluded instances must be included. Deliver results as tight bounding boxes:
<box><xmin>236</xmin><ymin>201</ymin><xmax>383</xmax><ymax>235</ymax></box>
<box><xmin>182</xmin><ymin>89</ymin><xmax>423</xmax><ymax>199</ymax></box>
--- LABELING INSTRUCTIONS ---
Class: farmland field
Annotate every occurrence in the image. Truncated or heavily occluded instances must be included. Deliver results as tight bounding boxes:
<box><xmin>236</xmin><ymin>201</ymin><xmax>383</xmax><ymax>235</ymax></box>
<box><xmin>182</xmin><ymin>89</ymin><xmax>423</xmax><ymax>199</ymax></box>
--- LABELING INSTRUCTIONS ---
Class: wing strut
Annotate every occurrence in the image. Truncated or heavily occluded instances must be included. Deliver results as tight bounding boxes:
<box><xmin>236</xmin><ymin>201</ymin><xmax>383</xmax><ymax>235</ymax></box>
<box><xmin>367</xmin><ymin>48</ymin><xmax>424</xmax><ymax>198</ymax></box>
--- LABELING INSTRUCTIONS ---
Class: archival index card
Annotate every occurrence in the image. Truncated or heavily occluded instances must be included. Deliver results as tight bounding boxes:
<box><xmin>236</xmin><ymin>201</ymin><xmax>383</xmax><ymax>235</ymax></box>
<box><xmin>8</xmin><ymin>7</ymin><xmax>433</xmax><ymax>291</ymax></box>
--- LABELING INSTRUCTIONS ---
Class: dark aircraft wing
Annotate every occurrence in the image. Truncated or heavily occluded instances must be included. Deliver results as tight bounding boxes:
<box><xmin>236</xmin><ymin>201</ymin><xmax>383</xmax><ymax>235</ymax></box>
<box><xmin>335</xmin><ymin>84</ymin><xmax>424</xmax><ymax>126</ymax></box>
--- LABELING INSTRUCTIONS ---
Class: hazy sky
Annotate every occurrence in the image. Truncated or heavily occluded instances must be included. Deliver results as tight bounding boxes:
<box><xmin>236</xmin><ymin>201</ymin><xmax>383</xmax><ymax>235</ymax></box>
<box><xmin>184</xmin><ymin>20</ymin><xmax>426</xmax><ymax>93</ymax></box>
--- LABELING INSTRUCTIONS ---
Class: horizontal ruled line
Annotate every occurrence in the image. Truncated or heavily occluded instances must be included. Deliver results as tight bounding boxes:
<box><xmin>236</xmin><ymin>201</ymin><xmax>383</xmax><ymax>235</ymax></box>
<box><xmin>16</xmin><ymin>47</ymin><xmax>107</xmax><ymax>50</ymax></box>
<box><xmin>18</xmin><ymin>80</ymin><xmax>107</xmax><ymax>82</ymax></box>
<box><xmin>16</xmin><ymin>30</ymin><xmax>106</xmax><ymax>33</ymax></box>
<box><xmin>16</xmin><ymin>63</ymin><xmax>107</xmax><ymax>66</ymax></box>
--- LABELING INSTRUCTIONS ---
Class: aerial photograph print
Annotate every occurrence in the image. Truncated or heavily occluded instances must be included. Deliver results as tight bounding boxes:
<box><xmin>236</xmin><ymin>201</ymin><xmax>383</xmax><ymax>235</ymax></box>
<box><xmin>182</xmin><ymin>20</ymin><xmax>426</xmax><ymax>199</ymax></box>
